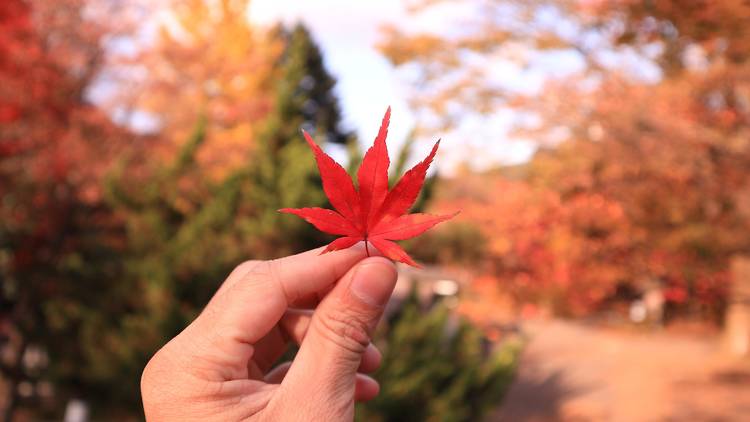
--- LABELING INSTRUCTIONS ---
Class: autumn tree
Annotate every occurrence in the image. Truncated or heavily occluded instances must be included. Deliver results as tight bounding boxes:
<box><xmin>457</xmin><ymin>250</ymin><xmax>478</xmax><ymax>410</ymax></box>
<box><xmin>378</xmin><ymin>0</ymin><xmax>574</xmax><ymax>134</ymax></box>
<box><xmin>380</xmin><ymin>0</ymin><xmax>750</xmax><ymax>317</ymax></box>
<box><xmin>425</xmin><ymin>170</ymin><xmax>632</xmax><ymax>315</ymax></box>
<box><xmin>0</xmin><ymin>0</ymin><xmax>137</xmax><ymax>418</ymax></box>
<box><xmin>529</xmin><ymin>1</ymin><xmax>750</xmax><ymax>316</ymax></box>
<box><xmin>111</xmin><ymin>0</ymin><xmax>283</xmax><ymax>178</ymax></box>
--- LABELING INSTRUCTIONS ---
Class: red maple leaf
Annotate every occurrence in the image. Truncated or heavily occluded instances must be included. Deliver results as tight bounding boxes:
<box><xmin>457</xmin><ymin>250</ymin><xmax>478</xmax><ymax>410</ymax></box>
<box><xmin>280</xmin><ymin>107</ymin><xmax>457</xmax><ymax>267</ymax></box>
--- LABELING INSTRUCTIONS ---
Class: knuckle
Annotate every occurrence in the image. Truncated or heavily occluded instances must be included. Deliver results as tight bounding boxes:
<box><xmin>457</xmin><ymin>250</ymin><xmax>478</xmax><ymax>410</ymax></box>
<box><xmin>213</xmin><ymin>260</ymin><xmax>263</xmax><ymax>301</ymax></box>
<box><xmin>231</xmin><ymin>260</ymin><xmax>282</xmax><ymax>296</ymax></box>
<box><xmin>254</xmin><ymin>259</ymin><xmax>292</xmax><ymax>301</ymax></box>
<box><xmin>242</xmin><ymin>260</ymin><xmax>273</xmax><ymax>282</ymax></box>
<box><xmin>234</xmin><ymin>259</ymin><xmax>261</xmax><ymax>275</ymax></box>
<box><xmin>315</xmin><ymin>306</ymin><xmax>372</xmax><ymax>355</ymax></box>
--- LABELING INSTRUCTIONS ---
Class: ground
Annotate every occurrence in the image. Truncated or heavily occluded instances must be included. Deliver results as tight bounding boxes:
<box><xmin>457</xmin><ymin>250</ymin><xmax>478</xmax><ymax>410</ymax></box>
<box><xmin>489</xmin><ymin>319</ymin><xmax>750</xmax><ymax>422</ymax></box>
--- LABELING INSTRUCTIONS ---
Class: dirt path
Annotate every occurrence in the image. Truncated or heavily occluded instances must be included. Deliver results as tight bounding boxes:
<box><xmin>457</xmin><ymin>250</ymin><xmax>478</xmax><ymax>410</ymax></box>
<box><xmin>489</xmin><ymin>320</ymin><xmax>750</xmax><ymax>422</ymax></box>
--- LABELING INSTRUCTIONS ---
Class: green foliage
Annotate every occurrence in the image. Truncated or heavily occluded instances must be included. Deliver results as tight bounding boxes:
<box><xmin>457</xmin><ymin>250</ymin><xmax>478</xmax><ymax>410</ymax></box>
<box><xmin>250</xmin><ymin>23</ymin><xmax>355</xmax><ymax>258</ymax></box>
<box><xmin>357</xmin><ymin>291</ymin><xmax>519</xmax><ymax>422</ymax></box>
<box><xmin>390</xmin><ymin>135</ymin><xmax>416</xmax><ymax>184</ymax></box>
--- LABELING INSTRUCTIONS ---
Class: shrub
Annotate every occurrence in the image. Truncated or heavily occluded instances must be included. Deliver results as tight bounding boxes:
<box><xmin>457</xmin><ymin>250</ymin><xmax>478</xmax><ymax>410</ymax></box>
<box><xmin>357</xmin><ymin>291</ymin><xmax>520</xmax><ymax>422</ymax></box>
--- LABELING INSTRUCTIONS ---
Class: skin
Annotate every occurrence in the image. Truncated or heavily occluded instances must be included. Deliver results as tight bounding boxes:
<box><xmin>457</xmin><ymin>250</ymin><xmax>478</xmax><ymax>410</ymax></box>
<box><xmin>141</xmin><ymin>244</ymin><xmax>398</xmax><ymax>421</ymax></box>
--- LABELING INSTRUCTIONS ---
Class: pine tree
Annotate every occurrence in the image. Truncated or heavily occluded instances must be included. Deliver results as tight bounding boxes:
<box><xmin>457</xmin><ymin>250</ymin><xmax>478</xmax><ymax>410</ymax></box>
<box><xmin>357</xmin><ymin>290</ymin><xmax>519</xmax><ymax>422</ymax></box>
<box><xmin>247</xmin><ymin>23</ymin><xmax>356</xmax><ymax>258</ymax></box>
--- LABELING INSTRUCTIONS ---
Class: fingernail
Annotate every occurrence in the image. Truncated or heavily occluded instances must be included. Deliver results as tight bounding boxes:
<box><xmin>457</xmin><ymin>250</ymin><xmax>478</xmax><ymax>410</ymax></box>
<box><xmin>349</xmin><ymin>259</ymin><xmax>396</xmax><ymax>306</ymax></box>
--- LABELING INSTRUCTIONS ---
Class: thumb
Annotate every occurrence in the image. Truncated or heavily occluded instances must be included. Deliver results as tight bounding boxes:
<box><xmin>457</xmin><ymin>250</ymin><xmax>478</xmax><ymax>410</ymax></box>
<box><xmin>274</xmin><ymin>257</ymin><xmax>397</xmax><ymax>419</ymax></box>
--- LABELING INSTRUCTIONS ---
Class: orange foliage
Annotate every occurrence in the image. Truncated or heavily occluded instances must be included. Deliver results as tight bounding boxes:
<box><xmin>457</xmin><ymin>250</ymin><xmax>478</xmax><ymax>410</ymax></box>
<box><xmin>383</xmin><ymin>0</ymin><xmax>749</xmax><ymax>319</ymax></box>
<box><xmin>434</xmin><ymin>172</ymin><xmax>631</xmax><ymax>316</ymax></box>
<box><xmin>114</xmin><ymin>0</ymin><xmax>282</xmax><ymax>179</ymax></box>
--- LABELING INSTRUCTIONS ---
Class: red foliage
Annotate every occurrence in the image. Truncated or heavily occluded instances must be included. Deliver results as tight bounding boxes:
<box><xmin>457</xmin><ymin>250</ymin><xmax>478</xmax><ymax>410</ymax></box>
<box><xmin>281</xmin><ymin>107</ymin><xmax>456</xmax><ymax>266</ymax></box>
<box><xmin>433</xmin><ymin>174</ymin><xmax>633</xmax><ymax>316</ymax></box>
<box><xmin>1</xmin><ymin>0</ymin><xmax>129</xmax><ymax>277</ymax></box>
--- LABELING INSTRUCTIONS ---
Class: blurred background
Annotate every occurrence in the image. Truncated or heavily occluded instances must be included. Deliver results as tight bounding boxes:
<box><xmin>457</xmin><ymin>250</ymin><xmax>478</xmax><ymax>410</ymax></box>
<box><xmin>2</xmin><ymin>0</ymin><xmax>750</xmax><ymax>420</ymax></box>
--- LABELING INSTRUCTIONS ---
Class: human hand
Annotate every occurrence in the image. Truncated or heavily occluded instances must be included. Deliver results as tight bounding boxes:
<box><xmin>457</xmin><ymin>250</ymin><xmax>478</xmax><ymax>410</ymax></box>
<box><xmin>140</xmin><ymin>244</ymin><xmax>397</xmax><ymax>421</ymax></box>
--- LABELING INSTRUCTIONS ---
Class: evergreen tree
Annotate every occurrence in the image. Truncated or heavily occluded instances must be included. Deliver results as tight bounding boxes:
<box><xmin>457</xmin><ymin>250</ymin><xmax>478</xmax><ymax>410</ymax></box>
<box><xmin>248</xmin><ymin>23</ymin><xmax>356</xmax><ymax>257</ymax></box>
<box><xmin>357</xmin><ymin>290</ymin><xmax>519</xmax><ymax>422</ymax></box>
<box><xmin>91</xmin><ymin>22</ymin><xmax>355</xmax><ymax>416</ymax></box>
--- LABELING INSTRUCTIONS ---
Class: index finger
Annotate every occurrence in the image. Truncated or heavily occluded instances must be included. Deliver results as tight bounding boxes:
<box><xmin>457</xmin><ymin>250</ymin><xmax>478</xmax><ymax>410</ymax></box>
<box><xmin>201</xmin><ymin>242</ymin><xmax>371</xmax><ymax>344</ymax></box>
<box><xmin>208</xmin><ymin>242</ymin><xmax>380</xmax><ymax>309</ymax></box>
